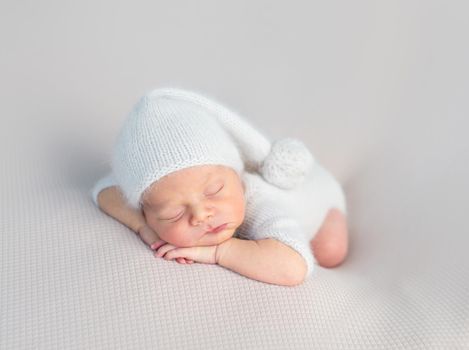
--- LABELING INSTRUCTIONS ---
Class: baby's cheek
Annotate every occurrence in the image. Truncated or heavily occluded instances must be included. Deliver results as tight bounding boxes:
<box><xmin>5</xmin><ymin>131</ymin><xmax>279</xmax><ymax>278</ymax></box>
<box><xmin>161</xmin><ymin>225</ymin><xmax>193</xmax><ymax>247</ymax></box>
<box><xmin>156</xmin><ymin>226</ymin><xmax>174</xmax><ymax>241</ymax></box>
<box><xmin>230</xmin><ymin>197</ymin><xmax>246</xmax><ymax>223</ymax></box>
<box><xmin>146</xmin><ymin>222</ymin><xmax>171</xmax><ymax>241</ymax></box>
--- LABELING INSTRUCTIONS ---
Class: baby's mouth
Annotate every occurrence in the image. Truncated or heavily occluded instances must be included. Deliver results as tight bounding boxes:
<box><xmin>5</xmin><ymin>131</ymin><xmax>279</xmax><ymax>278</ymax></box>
<box><xmin>208</xmin><ymin>223</ymin><xmax>228</xmax><ymax>233</ymax></box>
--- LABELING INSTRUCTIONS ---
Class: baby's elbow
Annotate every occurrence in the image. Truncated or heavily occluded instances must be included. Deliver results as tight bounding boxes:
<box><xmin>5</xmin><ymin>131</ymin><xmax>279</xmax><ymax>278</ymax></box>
<box><xmin>286</xmin><ymin>259</ymin><xmax>308</xmax><ymax>287</ymax></box>
<box><xmin>257</xmin><ymin>238</ymin><xmax>308</xmax><ymax>286</ymax></box>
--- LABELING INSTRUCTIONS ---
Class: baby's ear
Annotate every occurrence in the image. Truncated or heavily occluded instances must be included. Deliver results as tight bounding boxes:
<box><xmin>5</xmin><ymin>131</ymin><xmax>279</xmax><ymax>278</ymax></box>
<box><xmin>141</xmin><ymin>201</ymin><xmax>152</xmax><ymax>215</ymax></box>
<box><xmin>140</xmin><ymin>191</ymin><xmax>153</xmax><ymax>209</ymax></box>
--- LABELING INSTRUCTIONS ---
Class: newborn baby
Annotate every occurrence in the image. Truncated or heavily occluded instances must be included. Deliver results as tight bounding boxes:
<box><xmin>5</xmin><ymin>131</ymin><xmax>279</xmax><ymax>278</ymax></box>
<box><xmin>91</xmin><ymin>88</ymin><xmax>349</xmax><ymax>286</ymax></box>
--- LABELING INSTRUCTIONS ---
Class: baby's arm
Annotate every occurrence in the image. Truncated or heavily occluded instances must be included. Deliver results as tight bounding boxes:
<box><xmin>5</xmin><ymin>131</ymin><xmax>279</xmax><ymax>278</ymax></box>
<box><xmin>97</xmin><ymin>186</ymin><xmax>146</xmax><ymax>233</ymax></box>
<box><xmin>97</xmin><ymin>186</ymin><xmax>158</xmax><ymax>246</ymax></box>
<box><xmin>216</xmin><ymin>237</ymin><xmax>308</xmax><ymax>286</ymax></box>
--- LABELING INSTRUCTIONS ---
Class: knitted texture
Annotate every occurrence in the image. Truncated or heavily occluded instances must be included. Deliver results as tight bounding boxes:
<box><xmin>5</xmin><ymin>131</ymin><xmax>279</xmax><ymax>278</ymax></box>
<box><xmin>260</xmin><ymin>137</ymin><xmax>315</xmax><ymax>189</ymax></box>
<box><xmin>111</xmin><ymin>87</ymin><xmax>316</xmax><ymax>210</ymax></box>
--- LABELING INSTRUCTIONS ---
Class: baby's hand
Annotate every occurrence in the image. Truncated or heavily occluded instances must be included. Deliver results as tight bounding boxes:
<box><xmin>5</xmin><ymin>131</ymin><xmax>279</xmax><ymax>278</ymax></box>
<box><xmin>151</xmin><ymin>242</ymin><xmax>195</xmax><ymax>265</ymax></box>
<box><xmin>154</xmin><ymin>243</ymin><xmax>217</xmax><ymax>265</ymax></box>
<box><xmin>139</xmin><ymin>225</ymin><xmax>194</xmax><ymax>264</ymax></box>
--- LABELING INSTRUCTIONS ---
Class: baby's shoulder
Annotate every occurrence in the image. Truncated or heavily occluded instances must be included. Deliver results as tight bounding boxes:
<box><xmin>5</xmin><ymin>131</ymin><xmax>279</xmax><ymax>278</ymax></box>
<box><xmin>241</xmin><ymin>171</ymin><xmax>292</xmax><ymax>212</ymax></box>
<box><xmin>240</xmin><ymin>169</ymin><xmax>317</xmax><ymax>221</ymax></box>
<box><xmin>241</xmin><ymin>170</ymin><xmax>307</xmax><ymax>202</ymax></box>
<box><xmin>241</xmin><ymin>171</ymin><xmax>274</xmax><ymax>201</ymax></box>
<box><xmin>235</xmin><ymin>171</ymin><xmax>306</xmax><ymax>240</ymax></box>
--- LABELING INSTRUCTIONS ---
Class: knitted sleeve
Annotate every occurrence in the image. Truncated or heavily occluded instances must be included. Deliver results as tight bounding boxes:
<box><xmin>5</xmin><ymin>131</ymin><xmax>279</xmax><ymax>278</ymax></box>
<box><xmin>90</xmin><ymin>172</ymin><xmax>118</xmax><ymax>207</ymax></box>
<box><xmin>237</xmin><ymin>174</ymin><xmax>317</xmax><ymax>279</ymax></box>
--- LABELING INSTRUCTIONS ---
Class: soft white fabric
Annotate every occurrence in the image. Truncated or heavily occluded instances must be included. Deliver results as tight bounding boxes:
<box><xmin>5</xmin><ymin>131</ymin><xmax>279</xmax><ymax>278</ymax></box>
<box><xmin>90</xmin><ymin>160</ymin><xmax>347</xmax><ymax>279</ymax></box>
<box><xmin>111</xmin><ymin>88</ymin><xmax>314</xmax><ymax>210</ymax></box>
<box><xmin>112</xmin><ymin>88</ymin><xmax>243</xmax><ymax>210</ymax></box>
<box><xmin>237</xmin><ymin>165</ymin><xmax>347</xmax><ymax>279</ymax></box>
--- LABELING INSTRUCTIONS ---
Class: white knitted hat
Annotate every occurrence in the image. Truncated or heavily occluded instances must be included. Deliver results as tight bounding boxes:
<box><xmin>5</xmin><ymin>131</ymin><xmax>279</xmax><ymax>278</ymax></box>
<box><xmin>111</xmin><ymin>87</ymin><xmax>315</xmax><ymax>209</ymax></box>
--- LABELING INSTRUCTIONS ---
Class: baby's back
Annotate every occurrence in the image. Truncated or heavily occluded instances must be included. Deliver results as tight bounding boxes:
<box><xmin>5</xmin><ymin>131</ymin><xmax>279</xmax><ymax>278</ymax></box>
<box><xmin>242</xmin><ymin>162</ymin><xmax>347</xmax><ymax>241</ymax></box>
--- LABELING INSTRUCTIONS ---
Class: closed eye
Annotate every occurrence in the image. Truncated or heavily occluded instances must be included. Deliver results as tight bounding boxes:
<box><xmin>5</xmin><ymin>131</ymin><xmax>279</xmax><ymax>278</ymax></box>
<box><xmin>160</xmin><ymin>210</ymin><xmax>184</xmax><ymax>222</ymax></box>
<box><xmin>206</xmin><ymin>184</ymin><xmax>224</xmax><ymax>196</ymax></box>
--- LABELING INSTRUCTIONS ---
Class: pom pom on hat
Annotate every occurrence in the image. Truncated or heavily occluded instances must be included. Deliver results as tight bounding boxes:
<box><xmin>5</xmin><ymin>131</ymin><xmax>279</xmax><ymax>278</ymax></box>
<box><xmin>260</xmin><ymin>137</ymin><xmax>315</xmax><ymax>189</ymax></box>
<box><xmin>111</xmin><ymin>87</ymin><xmax>316</xmax><ymax>209</ymax></box>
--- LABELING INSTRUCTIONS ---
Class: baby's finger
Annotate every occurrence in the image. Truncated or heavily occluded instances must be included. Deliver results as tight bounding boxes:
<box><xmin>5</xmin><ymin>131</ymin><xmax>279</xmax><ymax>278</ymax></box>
<box><xmin>155</xmin><ymin>244</ymin><xmax>176</xmax><ymax>258</ymax></box>
<box><xmin>150</xmin><ymin>240</ymin><xmax>166</xmax><ymax>250</ymax></box>
<box><xmin>176</xmin><ymin>257</ymin><xmax>187</xmax><ymax>264</ymax></box>
<box><xmin>163</xmin><ymin>247</ymin><xmax>199</xmax><ymax>262</ymax></box>
<box><xmin>162</xmin><ymin>247</ymin><xmax>187</xmax><ymax>261</ymax></box>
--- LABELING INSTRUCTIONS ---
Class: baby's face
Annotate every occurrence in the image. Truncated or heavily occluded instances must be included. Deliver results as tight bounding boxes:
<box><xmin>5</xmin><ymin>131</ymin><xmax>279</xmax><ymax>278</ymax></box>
<box><xmin>141</xmin><ymin>165</ymin><xmax>246</xmax><ymax>248</ymax></box>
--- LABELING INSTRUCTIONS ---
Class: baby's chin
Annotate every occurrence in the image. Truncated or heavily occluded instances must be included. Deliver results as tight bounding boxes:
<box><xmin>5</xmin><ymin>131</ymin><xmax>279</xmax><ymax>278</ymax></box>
<box><xmin>194</xmin><ymin>227</ymin><xmax>236</xmax><ymax>247</ymax></box>
<box><xmin>168</xmin><ymin>226</ymin><xmax>236</xmax><ymax>248</ymax></box>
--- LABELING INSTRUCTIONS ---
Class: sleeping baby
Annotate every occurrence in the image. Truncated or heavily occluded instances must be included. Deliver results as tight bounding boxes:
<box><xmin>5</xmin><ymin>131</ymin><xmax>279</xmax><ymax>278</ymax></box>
<box><xmin>91</xmin><ymin>87</ymin><xmax>349</xmax><ymax>286</ymax></box>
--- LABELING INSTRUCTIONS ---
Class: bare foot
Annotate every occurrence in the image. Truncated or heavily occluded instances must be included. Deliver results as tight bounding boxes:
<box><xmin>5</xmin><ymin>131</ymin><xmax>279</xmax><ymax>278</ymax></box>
<box><xmin>310</xmin><ymin>208</ymin><xmax>349</xmax><ymax>268</ymax></box>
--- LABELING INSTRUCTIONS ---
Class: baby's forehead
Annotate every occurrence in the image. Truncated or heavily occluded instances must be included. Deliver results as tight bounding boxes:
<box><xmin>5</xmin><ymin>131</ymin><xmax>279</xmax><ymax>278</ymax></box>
<box><xmin>142</xmin><ymin>165</ymin><xmax>229</xmax><ymax>206</ymax></box>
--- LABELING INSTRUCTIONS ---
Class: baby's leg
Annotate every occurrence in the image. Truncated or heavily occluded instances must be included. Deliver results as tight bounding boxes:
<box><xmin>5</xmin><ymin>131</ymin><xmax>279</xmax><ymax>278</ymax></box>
<box><xmin>310</xmin><ymin>208</ymin><xmax>349</xmax><ymax>268</ymax></box>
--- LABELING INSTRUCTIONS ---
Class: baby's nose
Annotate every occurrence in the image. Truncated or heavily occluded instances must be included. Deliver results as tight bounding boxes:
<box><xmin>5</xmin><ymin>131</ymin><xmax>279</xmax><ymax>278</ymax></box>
<box><xmin>190</xmin><ymin>206</ymin><xmax>215</xmax><ymax>226</ymax></box>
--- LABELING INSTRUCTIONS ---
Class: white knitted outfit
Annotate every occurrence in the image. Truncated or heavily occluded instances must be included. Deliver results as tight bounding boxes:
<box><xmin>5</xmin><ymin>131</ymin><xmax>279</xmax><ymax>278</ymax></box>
<box><xmin>90</xmin><ymin>88</ymin><xmax>347</xmax><ymax>279</ymax></box>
